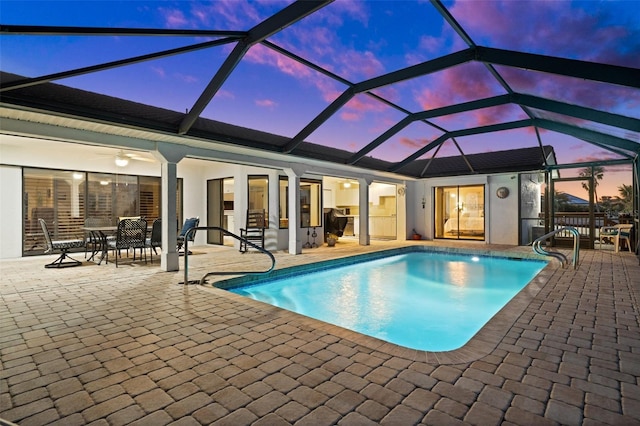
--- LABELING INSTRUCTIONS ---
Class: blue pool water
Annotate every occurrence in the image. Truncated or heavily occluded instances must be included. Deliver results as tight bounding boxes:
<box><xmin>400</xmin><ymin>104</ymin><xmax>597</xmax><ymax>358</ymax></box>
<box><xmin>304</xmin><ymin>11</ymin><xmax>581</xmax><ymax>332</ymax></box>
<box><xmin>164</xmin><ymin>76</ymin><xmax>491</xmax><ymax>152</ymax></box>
<box><xmin>229</xmin><ymin>252</ymin><xmax>546</xmax><ymax>351</ymax></box>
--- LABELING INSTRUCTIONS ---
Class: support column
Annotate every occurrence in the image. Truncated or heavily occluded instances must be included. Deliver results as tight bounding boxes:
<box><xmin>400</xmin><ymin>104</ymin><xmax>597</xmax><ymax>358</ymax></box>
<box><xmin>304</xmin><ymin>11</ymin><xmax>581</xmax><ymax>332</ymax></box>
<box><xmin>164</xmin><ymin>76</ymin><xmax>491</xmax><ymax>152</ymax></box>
<box><xmin>285</xmin><ymin>166</ymin><xmax>306</xmax><ymax>255</ymax></box>
<box><xmin>154</xmin><ymin>143</ymin><xmax>186</xmax><ymax>272</ymax></box>
<box><xmin>160</xmin><ymin>162</ymin><xmax>179</xmax><ymax>271</ymax></box>
<box><xmin>358</xmin><ymin>177</ymin><xmax>373</xmax><ymax>246</ymax></box>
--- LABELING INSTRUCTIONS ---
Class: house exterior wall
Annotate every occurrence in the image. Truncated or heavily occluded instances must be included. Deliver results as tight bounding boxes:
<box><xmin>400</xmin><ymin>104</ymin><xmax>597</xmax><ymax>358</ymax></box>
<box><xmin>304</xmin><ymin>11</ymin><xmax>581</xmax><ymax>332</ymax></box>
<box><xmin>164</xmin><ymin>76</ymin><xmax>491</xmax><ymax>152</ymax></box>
<box><xmin>408</xmin><ymin>173</ymin><xmax>521</xmax><ymax>245</ymax></box>
<box><xmin>0</xmin><ymin>165</ymin><xmax>23</xmax><ymax>258</ymax></box>
<box><xmin>0</xmin><ymin>137</ymin><xmax>341</xmax><ymax>258</ymax></box>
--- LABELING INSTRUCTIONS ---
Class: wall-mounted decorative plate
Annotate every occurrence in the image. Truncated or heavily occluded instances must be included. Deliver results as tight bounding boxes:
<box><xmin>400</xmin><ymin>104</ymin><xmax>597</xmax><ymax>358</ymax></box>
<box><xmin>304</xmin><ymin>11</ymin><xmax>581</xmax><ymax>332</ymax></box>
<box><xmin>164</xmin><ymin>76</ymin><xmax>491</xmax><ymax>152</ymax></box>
<box><xmin>496</xmin><ymin>187</ymin><xmax>510</xmax><ymax>199</ymax></box>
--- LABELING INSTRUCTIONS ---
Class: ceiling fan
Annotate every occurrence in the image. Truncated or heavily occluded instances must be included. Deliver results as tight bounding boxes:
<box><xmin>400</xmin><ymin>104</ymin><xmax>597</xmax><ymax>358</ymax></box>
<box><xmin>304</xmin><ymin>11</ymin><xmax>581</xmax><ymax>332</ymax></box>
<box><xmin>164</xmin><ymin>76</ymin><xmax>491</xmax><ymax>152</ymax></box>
<box><xmin>98</xmin><ymin>149</ymin><xmax>155</xmax><ymax>166</ymax></box>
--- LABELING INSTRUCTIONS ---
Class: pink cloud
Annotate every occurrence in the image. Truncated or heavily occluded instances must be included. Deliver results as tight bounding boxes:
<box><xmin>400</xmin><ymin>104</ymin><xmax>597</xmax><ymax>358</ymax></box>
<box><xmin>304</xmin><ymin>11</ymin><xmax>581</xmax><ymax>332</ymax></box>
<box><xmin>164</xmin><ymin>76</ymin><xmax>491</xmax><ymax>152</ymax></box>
<box><xmin>574</xmin><ymin>150</ymin><xmax>622</xmax><ymax>163</ymax></box>
<box><xmin>159</xmin><ymin>8</ymin><xmax>189</xmax><ymax>28</ymax></box>
<box><xmin>338</xmin><ymin>50</ymin><xmax>385</xmax><ymax>80</ymax></box>
<box><xmin>398</xmin><ymin>137</ymin><xmax>429</xmax><ymax>150</ymax></box>
<box><xmin>308</xmin><ymin>0</ymin><xmax>369</xmax><ymax>27</ymax></box>
<box><xmin>419</xmin><ymin>35</ymin><xmax>441</xmax><ymax>54</ymax></box>
<box><xmin>174</xmin><ymin>73</ymin><xmax>198</xmax><ymax>84</ymax></box>
<box><xmin>215</xmin><ymin>89</ymin><xmax>235</xmax><ymax>100</ymax></box>
<box><xmin>245</xmin><ymin>44</ymin><xmax>312</xmax><ymax>77</ymax></box>
<box><xmin>189</xmin><ymin>0</ymin><xmax>262</xmax><ymax>29</ymax></box>
<box><xmin>340</xmin><ymin>111</ymin><xmax>361</xmax><ymax>122</ymax></box>
<box><xmin>339</xmin><ymin>94</ymin><xmax>389</xmax><ymax>122</ymax></box>
<box><xmin>255</xmin><ymin>99</ymin><xmax>277</xmax><ymax>109</ymax></box>
<box><xmin>151</xmin><ymin>66</ymin><xmax>166</xmax><ymax>78</ymax></box>
<box><xmin>244</xmin><ymin>43</ymin><xmax>345</xmax><ymax>104</ymax></box>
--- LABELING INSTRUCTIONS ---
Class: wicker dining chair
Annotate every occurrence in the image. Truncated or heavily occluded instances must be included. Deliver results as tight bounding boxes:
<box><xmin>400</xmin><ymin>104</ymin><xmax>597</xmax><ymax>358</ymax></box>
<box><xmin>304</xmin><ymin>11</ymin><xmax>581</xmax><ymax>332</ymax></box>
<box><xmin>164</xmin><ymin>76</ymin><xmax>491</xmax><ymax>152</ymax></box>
<box><xmin>108</xmin><ymin>218</ymin><xmax>148</xmax><ymax>267</ymax></box>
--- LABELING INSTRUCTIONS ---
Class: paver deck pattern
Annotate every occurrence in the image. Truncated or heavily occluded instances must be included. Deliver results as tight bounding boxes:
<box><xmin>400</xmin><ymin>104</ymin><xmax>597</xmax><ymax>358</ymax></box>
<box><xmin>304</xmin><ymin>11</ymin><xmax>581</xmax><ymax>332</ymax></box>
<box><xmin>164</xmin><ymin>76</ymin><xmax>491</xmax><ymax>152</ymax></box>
<box><xmin>1</xmin><ymin>240</ymin><xmax>639</xmax><ymax>425</ymax></box>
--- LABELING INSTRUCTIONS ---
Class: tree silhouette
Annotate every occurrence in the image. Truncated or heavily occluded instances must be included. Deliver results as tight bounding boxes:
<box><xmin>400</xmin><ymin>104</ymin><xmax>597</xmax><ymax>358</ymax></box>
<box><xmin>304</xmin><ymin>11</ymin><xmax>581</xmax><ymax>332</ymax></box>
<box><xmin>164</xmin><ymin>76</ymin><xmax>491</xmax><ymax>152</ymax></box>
<box><xmin>579</xmin><ymin>166</ymin><xmax>604</xmax><ymax>211</ymax></box>
<box><xmin>618</xmin><ymin>184</ymin><xmax>633</xmax><ymax>213</ymax></box>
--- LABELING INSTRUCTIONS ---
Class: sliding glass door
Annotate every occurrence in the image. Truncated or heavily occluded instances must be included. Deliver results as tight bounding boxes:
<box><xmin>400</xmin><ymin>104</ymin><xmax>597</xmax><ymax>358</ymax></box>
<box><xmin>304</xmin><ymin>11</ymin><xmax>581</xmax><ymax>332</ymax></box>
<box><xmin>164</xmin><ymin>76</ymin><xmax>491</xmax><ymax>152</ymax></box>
<box><xmin>23</xmin><ymin>167</ymin><xmax>182</xmax><ymax>255</ymax></box>
<box><xmin>435</xmin><ymin>185</ymin><xmax>485</xmax><ymax>240</ymax></box>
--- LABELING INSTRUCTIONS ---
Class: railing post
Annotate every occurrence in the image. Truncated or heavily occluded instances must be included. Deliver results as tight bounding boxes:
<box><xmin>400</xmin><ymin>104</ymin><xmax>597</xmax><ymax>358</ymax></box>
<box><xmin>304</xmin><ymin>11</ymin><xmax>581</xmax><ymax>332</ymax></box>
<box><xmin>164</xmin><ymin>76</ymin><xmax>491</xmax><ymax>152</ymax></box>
<box><xmin>179</xmin><ymin>226</ymin><xmax>276</xmax><ymax>285</ymax></box>
<box><xmin>532</xmin><ymin>226</ymin><xmax>580</xmax><ymax>269</ymax></box>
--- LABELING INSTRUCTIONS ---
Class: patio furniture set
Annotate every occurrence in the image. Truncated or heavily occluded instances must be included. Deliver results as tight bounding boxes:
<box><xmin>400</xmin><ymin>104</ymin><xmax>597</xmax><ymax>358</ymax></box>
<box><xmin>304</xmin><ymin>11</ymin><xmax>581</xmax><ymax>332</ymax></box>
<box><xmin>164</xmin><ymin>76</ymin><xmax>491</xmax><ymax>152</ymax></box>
<box><xmin>39</xmin><ymin>216</ymin><xmax>199</xmax><ymax>268</ymax></box>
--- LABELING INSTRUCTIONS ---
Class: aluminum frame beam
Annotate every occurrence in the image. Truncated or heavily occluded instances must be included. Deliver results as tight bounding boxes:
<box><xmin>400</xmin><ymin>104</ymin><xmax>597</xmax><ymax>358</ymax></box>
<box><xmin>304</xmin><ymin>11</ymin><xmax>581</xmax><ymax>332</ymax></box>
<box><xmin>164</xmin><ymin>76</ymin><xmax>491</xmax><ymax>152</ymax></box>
<box><xmin>283</xmin><ymin>48</ymin><xmax>475</xmax><ymax>154</ymax></box>
<box><xmin>477</xmin><ymin>46</ymin><xmax>640</xmax><ymax>89</ymax></box>
<box><xmin>1</xmin><ymin>37</ymin><xmax>241</xmax><ymax>92</ymax></box>
<box><xmin>536</xmin><ymin>119</ymin><xmax>640</xmax><ymax>154</ymax></box>
<box><xmin>179</xmin><ymin>0</ymin><xmax>332</xmax><ymax>135</ymax></box>
<box><xmin>0</xmin><ymin>25</ymin><xmax>245</xmax><ymax>37</ymax></box>
<box><xmin>392</xmin><ymin>119</ymin><xmax>533</xmax><ymax>172</ymax></box>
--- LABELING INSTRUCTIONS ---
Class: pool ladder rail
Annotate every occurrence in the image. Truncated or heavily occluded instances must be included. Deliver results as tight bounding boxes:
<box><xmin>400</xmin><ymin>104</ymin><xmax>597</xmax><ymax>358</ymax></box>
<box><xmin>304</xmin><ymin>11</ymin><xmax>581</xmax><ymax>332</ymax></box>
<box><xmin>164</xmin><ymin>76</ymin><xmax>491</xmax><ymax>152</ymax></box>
<box><xmin>532</xmin><ymin>226</ymin><xmax>580</xmax><ymax>270</ymax></box>
<box><xmin>180</xmin><ymin>226</ymin><xmax>275</xmax><ymax>285</ymax></box>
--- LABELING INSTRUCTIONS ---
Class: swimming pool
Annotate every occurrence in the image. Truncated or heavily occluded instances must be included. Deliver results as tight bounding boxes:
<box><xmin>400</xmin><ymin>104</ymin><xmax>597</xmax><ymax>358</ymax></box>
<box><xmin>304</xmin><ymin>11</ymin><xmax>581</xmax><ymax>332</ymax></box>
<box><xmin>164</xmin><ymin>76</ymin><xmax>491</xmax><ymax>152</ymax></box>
<box><xmin>226</xmin><ymin>251</ymin><xmax>547</xmax><ymax>352</ymax></box>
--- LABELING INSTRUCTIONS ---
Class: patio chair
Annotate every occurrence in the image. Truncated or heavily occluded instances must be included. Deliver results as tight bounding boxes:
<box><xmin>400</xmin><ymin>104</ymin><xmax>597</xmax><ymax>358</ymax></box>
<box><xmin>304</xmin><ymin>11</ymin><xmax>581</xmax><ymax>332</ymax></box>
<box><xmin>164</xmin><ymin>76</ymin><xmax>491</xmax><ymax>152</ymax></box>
<box><xmin>239</xmin><ymin>209</ymin><xmax>266</xmax><ymax>253</ymax></box>
<box><xmin>177</xmin><ymin>217</ymin><xmax>199</xmax><ymax>255</ymax></box>
<box><xmin>38</xmin><ymin>218</ymin><xmax>85</xmax><ymax>268</ymax></box>
<box><xmin>108</xmin><ymin>218</ymin><xmax>148</xmax><ymax>267</ymax></box>
<box><xmin>599</xmin><ymin>224</ymin><xmax>633</xmax><ymax>252</ymax></box>
<box><xmin>146</xmin><ymin>218</ymin><xmax>162</xmax><ymax>262</ymax></box>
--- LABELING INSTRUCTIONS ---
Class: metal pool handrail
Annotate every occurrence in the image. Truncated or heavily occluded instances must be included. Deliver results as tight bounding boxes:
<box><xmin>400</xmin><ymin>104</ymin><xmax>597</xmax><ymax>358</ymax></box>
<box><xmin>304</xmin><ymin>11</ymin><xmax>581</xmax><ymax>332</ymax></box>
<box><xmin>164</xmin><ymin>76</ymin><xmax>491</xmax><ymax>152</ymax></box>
<box><xmin>180</xmin><ymin>226</ymin><xmax>276</xmax><ymax>285</ymax></box>
<box><xmin>532</xmin><ymin>226</ymin><xmax>580</xmax><ymax>269</ymax></box>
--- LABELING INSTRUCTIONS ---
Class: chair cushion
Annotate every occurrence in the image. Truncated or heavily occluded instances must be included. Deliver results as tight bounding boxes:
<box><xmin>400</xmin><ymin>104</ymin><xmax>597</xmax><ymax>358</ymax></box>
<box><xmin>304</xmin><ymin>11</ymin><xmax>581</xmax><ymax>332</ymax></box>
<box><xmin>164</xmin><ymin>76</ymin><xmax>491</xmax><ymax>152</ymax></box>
<box><xmin>180</xmin><ymin>218</ymin><xmax>199</xmax><ymax>236</ymax></box>
<box><xmin>52</xmin><ymin>239</ymin><xmax>85</xmax><ymax>249</ymax></box>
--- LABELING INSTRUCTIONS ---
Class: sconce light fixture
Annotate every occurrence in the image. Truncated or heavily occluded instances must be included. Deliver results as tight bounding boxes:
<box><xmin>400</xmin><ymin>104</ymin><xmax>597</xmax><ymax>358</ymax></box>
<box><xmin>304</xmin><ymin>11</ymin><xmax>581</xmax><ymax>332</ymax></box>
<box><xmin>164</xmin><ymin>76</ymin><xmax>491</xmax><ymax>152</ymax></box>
<box><xmin>496</xmin><ymin>187</ymin><xmax>510</xmax><ymax>199</ymax></box>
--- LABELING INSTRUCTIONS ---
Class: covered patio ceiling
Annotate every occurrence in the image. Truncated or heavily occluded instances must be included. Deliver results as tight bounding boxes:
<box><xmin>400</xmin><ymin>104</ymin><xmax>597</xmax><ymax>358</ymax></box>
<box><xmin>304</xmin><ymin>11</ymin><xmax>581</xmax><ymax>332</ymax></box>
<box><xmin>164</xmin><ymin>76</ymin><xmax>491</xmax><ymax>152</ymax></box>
<box><xmin>1</xmin><ymin>0</ymin><xmax>639</xmax><ymax>180</ymax></box>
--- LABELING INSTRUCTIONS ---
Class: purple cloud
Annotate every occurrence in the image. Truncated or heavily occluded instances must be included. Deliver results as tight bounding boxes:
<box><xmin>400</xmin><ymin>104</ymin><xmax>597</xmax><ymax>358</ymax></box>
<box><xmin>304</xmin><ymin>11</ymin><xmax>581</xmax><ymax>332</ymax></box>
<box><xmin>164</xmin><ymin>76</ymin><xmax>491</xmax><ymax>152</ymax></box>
<box><xmin>448</xmin><ymin>0</ymin><xmax>639</xmax><ymax>68</ymax></box>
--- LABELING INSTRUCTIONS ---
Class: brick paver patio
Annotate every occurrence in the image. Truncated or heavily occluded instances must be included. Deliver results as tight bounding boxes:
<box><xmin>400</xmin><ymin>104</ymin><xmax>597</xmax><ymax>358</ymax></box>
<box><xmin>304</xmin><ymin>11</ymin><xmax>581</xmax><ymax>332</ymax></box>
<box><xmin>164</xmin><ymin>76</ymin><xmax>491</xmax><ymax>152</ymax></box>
<box><xmin>1</xmin><ymin>240</ymin><xmax>639</xmax><ymax>425</ymax></box>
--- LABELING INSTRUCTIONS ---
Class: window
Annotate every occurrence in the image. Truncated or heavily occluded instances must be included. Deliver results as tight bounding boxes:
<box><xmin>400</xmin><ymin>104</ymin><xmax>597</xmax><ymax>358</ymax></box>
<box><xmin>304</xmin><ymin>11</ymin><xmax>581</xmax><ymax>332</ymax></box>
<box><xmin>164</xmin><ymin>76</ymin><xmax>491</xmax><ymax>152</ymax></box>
<box><xmin>23</xmin><ymin>167</ymin><xmax>182</xmax><ymax>255</ymax></box>
<box><xmin>279</xmin><ymin>176</ymin><xmax>288</xmax><ymax>228</ymax></box>
<box><xmin>301</xmin><ymin>179</ymin><xmax>322</xmax><ymax>228</ymax></box>
<box><xmin>248</xmin><ymin>175</ymin><xmax>269</xmax><ymax>226</ymax></box>
<box><xmin>23</xmin><ymin>168</ymin><xmax>86</xmax><ymax>255</ymax></box>
<box><xmin>435</xmin><ymin>185</ymin><xmax>485</xmax><ymax>240</ymax></box>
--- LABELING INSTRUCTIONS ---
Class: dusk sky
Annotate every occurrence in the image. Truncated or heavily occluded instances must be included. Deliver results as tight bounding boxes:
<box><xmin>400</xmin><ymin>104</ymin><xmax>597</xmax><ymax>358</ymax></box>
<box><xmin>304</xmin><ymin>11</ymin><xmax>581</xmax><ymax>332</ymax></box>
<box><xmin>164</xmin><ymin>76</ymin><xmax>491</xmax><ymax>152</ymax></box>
<box><xmin>2</xmin><ymin>0</ymin><xmax>639</xmax><ymax>199</ymax></box>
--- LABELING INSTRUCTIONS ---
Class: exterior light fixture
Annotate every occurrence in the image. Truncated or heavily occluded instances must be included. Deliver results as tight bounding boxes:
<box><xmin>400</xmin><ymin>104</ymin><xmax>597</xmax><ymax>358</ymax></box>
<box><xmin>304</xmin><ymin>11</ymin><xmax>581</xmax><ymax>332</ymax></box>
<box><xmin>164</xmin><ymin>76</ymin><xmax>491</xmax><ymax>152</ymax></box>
<box><xmin>115</xmin><ymin>151</ymin><xmax>129</xmax><ymax>167</ymax></box>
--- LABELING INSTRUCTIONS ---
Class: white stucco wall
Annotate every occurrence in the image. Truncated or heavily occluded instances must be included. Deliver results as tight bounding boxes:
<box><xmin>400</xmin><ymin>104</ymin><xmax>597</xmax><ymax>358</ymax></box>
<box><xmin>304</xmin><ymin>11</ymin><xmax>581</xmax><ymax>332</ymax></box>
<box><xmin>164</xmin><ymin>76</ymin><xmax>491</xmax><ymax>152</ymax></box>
<box><xmin>176</xmin><ymin>159</ymin><xmax>207</xmax><ymax>247</ymax></box>
<box><xmin>0</xmin><ymin>165</ymin><xmax>23</xmax><ymax>258</ymax></box>
<box><xmin>1</xmin><ymin>135</ymin><xmax>410</xmax><ymax>258</ymax></box>
<box><xmin>407</xmin><ymin>173</ymin><xmax>521</xmax><ymax>245</ymax></box>
<box><xmin>487</xmin><ymin>174</ymin><xmax>520</xmax><ymax>245</ymax></box>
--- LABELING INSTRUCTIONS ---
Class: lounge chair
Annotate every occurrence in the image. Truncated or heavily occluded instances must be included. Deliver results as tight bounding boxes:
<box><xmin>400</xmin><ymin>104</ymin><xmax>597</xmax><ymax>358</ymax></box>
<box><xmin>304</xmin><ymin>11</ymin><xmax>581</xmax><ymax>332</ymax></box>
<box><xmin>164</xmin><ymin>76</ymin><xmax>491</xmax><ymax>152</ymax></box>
<box><xmin>599</xmin><ymin>224</ymin><xmax>633</xmax><ymax>252</ymax></box>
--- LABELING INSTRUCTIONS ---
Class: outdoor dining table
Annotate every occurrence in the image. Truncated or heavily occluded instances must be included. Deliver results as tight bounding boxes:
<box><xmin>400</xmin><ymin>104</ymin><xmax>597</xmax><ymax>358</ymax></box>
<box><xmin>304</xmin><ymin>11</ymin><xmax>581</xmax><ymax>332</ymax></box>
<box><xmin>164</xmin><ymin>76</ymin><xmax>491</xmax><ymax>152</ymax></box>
<box><xmin>83</xmin><ymin>225</ymin><xmax>153</xmax><ymax>265</ymax></box>
<box><xmin>82</xmin><ymin>226</ymin><xmax>117</xmax><ymax>265</ymax></box>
